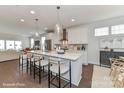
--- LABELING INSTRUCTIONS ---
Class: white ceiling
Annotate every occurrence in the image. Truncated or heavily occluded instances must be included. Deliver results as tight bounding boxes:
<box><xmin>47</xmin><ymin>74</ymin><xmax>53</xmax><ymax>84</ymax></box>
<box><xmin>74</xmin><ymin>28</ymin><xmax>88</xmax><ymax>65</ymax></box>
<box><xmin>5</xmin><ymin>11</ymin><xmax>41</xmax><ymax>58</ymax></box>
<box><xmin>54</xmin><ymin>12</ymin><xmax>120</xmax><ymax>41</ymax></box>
<box><xmin>0</xmin><ymin>5</ymin><xmax>124</xmax><ymax>36</ymax></box>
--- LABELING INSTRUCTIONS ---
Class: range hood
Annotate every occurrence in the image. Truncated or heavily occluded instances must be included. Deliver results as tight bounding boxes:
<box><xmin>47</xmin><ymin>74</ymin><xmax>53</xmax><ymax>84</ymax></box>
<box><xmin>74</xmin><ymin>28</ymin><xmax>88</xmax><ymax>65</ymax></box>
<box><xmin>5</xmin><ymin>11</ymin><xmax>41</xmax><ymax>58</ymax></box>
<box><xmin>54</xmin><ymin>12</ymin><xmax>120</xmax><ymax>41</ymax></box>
<box><xmin>60</xmin><ymin>28</ymin><xmax>68</xmax><ymax>44</ymax></box>
<box><xmin>60</xmin><ymin>28</ymin><xmax>68</xmax><ymax>41</ymax></box>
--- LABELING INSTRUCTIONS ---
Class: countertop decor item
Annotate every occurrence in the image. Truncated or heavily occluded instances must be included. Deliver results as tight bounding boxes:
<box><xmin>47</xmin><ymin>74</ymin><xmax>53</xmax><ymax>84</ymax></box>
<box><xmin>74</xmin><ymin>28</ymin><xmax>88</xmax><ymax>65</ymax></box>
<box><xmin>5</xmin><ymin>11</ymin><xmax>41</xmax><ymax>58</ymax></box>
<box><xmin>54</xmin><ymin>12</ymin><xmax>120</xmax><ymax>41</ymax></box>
<box><xmin>81</xmin><ymin>45</ymin><xmax>85</xmax><ymax>50</ymax></box>
<box><xmin>57</xmin><ymin>49</ymin><xmax>65</xmax><ymax>54</ymax></box>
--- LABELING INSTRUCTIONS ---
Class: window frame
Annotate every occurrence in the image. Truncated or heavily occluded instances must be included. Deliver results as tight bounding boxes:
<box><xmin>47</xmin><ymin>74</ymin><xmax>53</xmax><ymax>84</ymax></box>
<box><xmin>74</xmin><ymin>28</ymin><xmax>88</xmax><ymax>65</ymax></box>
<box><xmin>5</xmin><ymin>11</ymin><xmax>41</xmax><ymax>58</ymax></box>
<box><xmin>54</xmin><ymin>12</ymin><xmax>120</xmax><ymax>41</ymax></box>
<box><xmin>94</xmin><ymin>27</ymin><xmax>109</xmax><ymax>37</ymax></box>
<box><xmin>111</xmin><ymin>24</ymin><xmax>124</xmax><ymax>35</ymax></box>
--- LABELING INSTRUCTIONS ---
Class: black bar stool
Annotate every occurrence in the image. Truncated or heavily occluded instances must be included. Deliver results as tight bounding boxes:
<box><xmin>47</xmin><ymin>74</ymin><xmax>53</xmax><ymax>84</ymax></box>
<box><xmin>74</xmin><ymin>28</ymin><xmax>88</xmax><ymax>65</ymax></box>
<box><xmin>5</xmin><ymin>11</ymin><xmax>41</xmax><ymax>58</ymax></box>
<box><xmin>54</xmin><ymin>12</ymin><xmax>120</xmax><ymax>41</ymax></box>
<box><xmin>48</xmin><ymin>58</ymin><xmax>72</xmax><ymax>88</ymax></box>
<box><xmin>29</xmin><ymin>54</ymin><xmax>42</xmax><ymax>76</ymax></box>
<box><xmin>19</xmin><ymin>52</ymin><xmax>31</xmax><ymax>73</ymax></box>
<box><xmin>33</xmin><ymin>55</ymin><xmax>49</xmax><ymax>84</ymax></box>
<box><xmin>28</xmin><ymin>54</ymin><xmax>35</xmax><ymax>75</ymax></box>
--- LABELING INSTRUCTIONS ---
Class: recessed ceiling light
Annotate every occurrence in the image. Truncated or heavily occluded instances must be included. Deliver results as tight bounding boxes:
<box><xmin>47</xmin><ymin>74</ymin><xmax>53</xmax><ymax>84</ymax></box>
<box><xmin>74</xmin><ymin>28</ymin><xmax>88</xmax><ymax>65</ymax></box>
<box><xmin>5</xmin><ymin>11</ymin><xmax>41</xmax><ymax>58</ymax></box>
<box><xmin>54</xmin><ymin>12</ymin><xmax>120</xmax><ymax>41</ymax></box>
<box><xmin>30</xmin><ymin>10</ymin><xmax>35</xmax><ymax>14</ymax></box>
<box><xmin>71</xmin><ymin>18</ymin><xmax>76</xmax><ymax>22</ymax></box>
<box><xmin>20</xmin><ymin>19</ymin><xmax>24</xmax><ymax>22</ymax></box>
<box><xmin>35</xmin><ymin>32</ymin><xmax>39</xmax><ymax>37</ymax></box>
<box><xmin>44</xmin><ymin>27</ymin><xmax>48</xmax><ymax>30</ymax></box>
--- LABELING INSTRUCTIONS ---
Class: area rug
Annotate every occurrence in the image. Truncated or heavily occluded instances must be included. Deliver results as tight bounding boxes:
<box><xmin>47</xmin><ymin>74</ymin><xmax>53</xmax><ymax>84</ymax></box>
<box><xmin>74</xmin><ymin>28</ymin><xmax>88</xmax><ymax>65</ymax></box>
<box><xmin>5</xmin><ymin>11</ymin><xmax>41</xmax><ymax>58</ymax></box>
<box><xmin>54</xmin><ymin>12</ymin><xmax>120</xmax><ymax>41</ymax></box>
<box><xmin>91</xmin><ymin>65</ymin><xmax>113</xmax><ymax>88</ymax></box>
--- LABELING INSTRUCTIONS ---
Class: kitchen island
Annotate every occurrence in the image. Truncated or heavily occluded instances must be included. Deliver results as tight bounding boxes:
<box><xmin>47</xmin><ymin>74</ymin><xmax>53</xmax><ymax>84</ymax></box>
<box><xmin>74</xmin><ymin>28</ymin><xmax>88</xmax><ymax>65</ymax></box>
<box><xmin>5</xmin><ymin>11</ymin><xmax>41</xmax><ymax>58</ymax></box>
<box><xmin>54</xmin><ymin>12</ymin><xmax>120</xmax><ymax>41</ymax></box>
<box><xmin>29</xmin><ymin>50</ymin><xmax>84</xmax><ymax>86</ymax></box>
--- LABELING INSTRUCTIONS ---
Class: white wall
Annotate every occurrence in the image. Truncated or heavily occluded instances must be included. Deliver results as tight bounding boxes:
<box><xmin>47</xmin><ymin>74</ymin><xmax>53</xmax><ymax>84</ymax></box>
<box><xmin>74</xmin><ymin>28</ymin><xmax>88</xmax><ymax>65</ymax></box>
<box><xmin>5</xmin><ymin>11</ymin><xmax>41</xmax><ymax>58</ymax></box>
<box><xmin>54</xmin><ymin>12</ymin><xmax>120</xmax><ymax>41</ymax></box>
<box><xmin>88</xmin><ymin>16</ymin><xmax>124</xmax><ymax>65</ymax></box>
<box><xmin>0</xmin><ymin>32</ymin><xmax>29</xmax><ymax>48</ymax></box>
<box><xmin>66</xmin><ymin>16</ymin><xmax>124</xmax><ymax>65</ymax></box>
<box><xmin>0</xmin><ymin>24</ymin><xmax>30</xmax><ymax>48</ymax></box>
<box><xmin>87</xmin><ymin>24</ymin><xmax>100</xmax><ymax>65</ymax></box>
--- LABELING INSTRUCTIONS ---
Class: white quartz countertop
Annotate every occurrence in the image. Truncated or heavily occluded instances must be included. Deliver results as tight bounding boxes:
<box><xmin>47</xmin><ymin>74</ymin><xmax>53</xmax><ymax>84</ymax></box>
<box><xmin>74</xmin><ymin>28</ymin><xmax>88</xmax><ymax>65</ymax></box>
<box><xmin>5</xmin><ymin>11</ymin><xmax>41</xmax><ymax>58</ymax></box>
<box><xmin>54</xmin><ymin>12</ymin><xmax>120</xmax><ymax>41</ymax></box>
<box><xmin>29</xmin><ymin>50</ymin><xmax>83</xmax><ymax>61</ymax></box>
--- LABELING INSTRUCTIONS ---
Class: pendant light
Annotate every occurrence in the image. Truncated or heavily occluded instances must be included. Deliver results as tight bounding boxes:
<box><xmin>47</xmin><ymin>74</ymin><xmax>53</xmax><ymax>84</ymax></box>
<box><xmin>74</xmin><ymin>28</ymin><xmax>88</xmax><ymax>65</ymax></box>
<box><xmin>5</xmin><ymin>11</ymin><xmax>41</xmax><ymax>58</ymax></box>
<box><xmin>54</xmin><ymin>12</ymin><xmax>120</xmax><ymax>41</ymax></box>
<box><xmin>56</xmin><ymin>6</ymin><xmax>68</xmax><ymax>46</ymax></box>
<box><xmin>56</xmin><ymin>6</ymin><xmax>63</xmax><ymax>33</ymax></box>
<box><xmin>34</xmin><ymin>18</ymin><xmax>39</xmax><ymax>37</ymax></box>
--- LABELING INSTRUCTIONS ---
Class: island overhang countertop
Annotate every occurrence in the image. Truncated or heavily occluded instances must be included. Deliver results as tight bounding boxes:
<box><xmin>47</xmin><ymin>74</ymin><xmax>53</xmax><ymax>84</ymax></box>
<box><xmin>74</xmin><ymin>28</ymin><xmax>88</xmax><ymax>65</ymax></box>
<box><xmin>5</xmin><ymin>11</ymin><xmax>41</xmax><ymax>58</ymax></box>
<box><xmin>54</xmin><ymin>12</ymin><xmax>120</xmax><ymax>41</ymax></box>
<box><xmin>29</xmin><ymin>50</ymin><xmax>83</xmax><ymax>61</ymax></box>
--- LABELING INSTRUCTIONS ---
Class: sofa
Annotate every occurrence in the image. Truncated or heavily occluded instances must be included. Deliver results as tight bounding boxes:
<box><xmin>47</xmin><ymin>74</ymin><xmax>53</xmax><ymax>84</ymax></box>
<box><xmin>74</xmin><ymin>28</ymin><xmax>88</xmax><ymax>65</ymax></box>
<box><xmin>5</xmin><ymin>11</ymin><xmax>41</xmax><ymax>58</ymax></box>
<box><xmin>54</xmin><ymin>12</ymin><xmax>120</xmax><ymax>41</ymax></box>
<box><xmin>0</xmin><ymin>50</ymin><xmax>19</xmax><ymax>62</ymax></box>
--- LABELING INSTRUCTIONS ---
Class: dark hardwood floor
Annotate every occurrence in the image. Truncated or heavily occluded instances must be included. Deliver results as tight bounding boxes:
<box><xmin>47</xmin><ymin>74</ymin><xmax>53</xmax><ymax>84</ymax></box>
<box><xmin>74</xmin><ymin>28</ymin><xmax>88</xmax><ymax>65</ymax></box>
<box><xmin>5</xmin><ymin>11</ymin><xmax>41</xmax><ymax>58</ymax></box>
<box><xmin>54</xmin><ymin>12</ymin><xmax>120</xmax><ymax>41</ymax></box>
<box><xmin>0</xmin><ymin>60</ymin><xmax>93</xmax><ymax>88</ymax></box>
<box><xmin>78</xmin><ymin>64</ymin><xmax>94</xmax><ymax>88</ymax></box>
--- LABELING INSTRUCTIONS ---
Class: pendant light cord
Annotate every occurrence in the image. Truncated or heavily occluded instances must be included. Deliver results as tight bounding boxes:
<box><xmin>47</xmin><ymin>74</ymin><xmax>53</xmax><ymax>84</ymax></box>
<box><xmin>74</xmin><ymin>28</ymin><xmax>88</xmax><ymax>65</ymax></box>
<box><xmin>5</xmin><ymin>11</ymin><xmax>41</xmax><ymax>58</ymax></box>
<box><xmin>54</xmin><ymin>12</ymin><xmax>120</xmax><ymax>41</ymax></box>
<box><xmin>34</xmin><ymin>18</ymin><xmax>39</xmax><ymax>36</ymax></box>
<box><xmin>56</xmin><ymin>6</ymin><xmax>61</xmax><ymax>26</ymax></box>
<box><xmin>56</xmin><ymin>6</ymin><xmax>63</xmax><ymax>32</ymax></box>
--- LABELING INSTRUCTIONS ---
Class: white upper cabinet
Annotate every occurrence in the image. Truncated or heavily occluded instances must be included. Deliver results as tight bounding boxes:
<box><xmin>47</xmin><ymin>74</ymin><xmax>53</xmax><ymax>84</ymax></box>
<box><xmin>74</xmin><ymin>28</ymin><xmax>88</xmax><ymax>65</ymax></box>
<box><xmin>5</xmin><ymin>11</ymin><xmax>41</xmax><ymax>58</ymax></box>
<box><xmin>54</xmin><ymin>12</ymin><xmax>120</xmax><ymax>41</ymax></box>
<box><xmin>113</xmin><ymin>38</ymin><xmax>122</xmax><ymax>48</ymax></box>
<box><xmin>67</xmin><ymin>26</ymin><xmax>88</xmax><ymax>44</ymax></box>
<box><xmin>100</xmin><ymin>39</ymin><xmax>113</xmax><ymax>49</ymax></box>
<box><xmin>99</xmin><ymin>37</ymin><xmax>124</xmax><ymax>49</ymax></box>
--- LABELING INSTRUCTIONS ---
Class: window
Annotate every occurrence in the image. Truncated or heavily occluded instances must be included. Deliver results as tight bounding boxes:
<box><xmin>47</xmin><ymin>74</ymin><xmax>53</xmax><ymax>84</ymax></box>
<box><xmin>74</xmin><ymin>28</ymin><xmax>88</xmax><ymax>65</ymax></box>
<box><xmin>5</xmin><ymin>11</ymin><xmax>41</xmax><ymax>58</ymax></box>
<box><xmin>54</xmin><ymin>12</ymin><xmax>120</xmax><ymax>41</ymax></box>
<box><xmin>31</xmin><ymin>38</ymin><xmax>34</xmax><ymax>48</ymax></box>
<box><xmin>111</xmin><ymin>24</ymin><xmax>124</xmax><ymax>34</ymax></box>
<box><xmin>95</xmin><ymin>27</ymin><xmax>109</xmax><ymax>36</ymax></box>
<box><xmin>41</xmin><ymin>37</ymin><xmax>46</xmax><ymax>51</ymax></box>
<box><xmin>15</xmin><ymin>41</ymin><xmax>22</xmax><ymax>50</ymax></box>
<box><xmin>0</xmin><ymin>40</ymin><xmax>5</xmax><ymax>50</ymax></box>
<box><xmin>6</xmin><ymin>40</ymin><xmax>14</xmax><ymax>50</ymax></box>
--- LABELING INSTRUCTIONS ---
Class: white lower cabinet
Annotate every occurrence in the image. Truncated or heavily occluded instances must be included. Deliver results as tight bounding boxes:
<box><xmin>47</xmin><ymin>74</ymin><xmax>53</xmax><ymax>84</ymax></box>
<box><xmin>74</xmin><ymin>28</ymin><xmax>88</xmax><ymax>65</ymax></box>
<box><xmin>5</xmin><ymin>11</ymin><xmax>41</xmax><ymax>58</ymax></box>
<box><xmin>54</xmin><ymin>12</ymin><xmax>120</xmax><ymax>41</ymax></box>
<box><xmin>82</xmin><ymin>51</ymin><xmax>88</xmax><ymax>65</ymax></box>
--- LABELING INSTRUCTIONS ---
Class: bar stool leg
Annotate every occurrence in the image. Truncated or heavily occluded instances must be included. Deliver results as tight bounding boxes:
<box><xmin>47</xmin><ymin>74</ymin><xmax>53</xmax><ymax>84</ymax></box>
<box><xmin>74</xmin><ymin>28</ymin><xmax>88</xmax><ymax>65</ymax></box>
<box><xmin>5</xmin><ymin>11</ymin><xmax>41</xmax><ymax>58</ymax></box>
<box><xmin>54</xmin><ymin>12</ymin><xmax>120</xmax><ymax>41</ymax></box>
<box><xmin>33</xmin><ymin>59</ymin><xmax>35</xmax><ymax>79</ymax></box>
<box><xmin>19</xmin><ymin>55</ymin><xmax>20</xmax><ymax>73</ymax></box>
<box><xmin>51</xmin><ymin>71</ymin><xmax>52</xmax><ymax>78</ymax></box>
<box><xmin>58</xmin><ymin>61</ymin><xmax>61</xmax><ymax>88</ymax></box>
<box><xmin>27</xmin><ymin>58</ymin><xmax>28</xmax><ymax>74</ymax></box>
<box><xmin>48</xmin><ymin>59</ymin><xmax>50</xmax><ymax>88</ymax></box>
<box><xmin>69</xmin><ymin>61</ymin><xmax>72</xmax><ymax>88</ymax></box>
<box><xmin>43</xmin><ymin>66</ymin><xmax>44</xmax><ymax>73</ymax></box>
<box><xmin>39</xmin><ymin>67</ymin><xmax>41</xmax><ymax>84</ymax></box>
<box><xmin>30</xmin><ymin>58</ymin><xmax>32</xmax><ymax>75</ymax></box>
<box><xmin>22</xmin><ymin>56</ymin><xmax>23</xmax><ymax>73</ymax></box>
<box><xmin>39</xmin><ymin>59</ymin><xmax>41</xmax><ymax>84</ymax></box>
